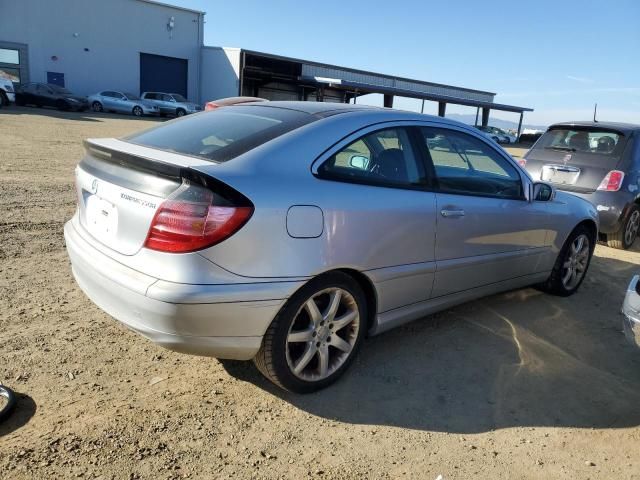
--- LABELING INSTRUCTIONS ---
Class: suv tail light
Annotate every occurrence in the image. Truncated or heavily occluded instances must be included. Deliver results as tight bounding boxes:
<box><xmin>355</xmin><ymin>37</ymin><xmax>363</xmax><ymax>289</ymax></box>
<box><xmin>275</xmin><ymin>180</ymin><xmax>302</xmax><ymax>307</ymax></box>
<box><xmin>597</xmin><ymin>170</ymin><xmax>625</xmax><ymax>192</ymax></box>
<box><xmin>516</xmin><ymin>158</ymin><xmax>527</xmax><ymax>168</ymax></box>
<box><xmin>144</xmin><ymin>180</ymin><xmax>253</xmax><ymax>253</ymax></box>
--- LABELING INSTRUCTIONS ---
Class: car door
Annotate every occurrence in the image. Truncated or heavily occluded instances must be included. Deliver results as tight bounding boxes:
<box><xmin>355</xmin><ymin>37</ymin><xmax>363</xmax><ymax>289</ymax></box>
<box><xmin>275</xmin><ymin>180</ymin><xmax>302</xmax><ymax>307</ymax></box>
<box><xmin>418</xmin><ymin>126</ymin><xmax>549</xmax><ymax>298</ymax></box>
<box><xmin>314</xmin><ymin>125</ymin><xmax>437</xmax><ymax>313</ymax></box>
<box><xmin>113</xmin><ymin>92</ymin><xmax>129</xmax><ymax>113</ymax></box>
<box><xmin>35</xmin><ymin>84</ymin><xmax>51</xmax><ymax>106</ymax></box>
<box><xmin>161</xmin><ymin>94</ymin><xmax>176</xmax><ymax>114</ymax></box>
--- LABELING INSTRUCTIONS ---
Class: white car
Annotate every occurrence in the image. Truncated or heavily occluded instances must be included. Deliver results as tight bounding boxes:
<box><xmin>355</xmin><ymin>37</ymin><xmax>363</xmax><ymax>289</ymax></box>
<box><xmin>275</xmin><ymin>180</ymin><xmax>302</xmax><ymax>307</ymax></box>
<box><xmin>0</xmin><ymin>77</ymin><xmax>15</xmax><ymax>106</ymax></box>
<box><xmin>622</xmin><ymin>275</ymin><xmax>640</xmax><ymax>347</ymax></box>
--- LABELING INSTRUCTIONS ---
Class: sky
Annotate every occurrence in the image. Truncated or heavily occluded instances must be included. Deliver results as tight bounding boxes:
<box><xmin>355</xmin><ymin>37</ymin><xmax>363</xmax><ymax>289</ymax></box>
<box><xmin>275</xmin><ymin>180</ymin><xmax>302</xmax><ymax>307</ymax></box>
<box><xmin>174</xmin><ymin>0</ymin><xmax>640</xmax><ymax>126</ymax></box>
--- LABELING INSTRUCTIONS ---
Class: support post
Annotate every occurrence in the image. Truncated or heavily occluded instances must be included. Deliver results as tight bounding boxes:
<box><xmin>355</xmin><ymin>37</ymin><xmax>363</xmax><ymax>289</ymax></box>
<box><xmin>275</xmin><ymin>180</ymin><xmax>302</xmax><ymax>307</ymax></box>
<box><xmin>383</xmin><ymin>94</ymin><xmax>394</xmax><ymax>108</ymax></box>
<box><xmin>475</xmin><ymin>107</ymin><xmax>479</xmax><ymax>126</ymax></box>
<box><xmin>481</xmin><ymin>107</ymin><xmax>490</xmax><ymax>127</ymax></box>
<box><xmin>516</xmin><ymin>112</ymin><xmax>524</xmax><ymax>141</ymax></box>
<box><xmin>421</xmin><ymin>99</ymin><xmax>425</xmax><ymax>114</ymax></box>
<box><xmin>438</xmin><ymin>102</ymin><xmax>446</xmax><ymax>117</ymax></box>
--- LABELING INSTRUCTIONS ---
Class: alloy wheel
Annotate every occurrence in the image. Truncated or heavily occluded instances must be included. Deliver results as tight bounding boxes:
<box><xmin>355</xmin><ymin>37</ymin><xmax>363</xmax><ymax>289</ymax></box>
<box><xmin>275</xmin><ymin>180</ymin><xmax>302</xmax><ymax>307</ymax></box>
<box><xmin>561</xmin><ymin>233</ymin><xmax>590</xmax><ymax>290</ymax></box>
<box><xmin>285</xmin><ymin>288</ymin><xmax>360</xmax><ymax>382</ymax></box>
<box><xmin>625</xmin><ymin>210</ymin><xmax>640</xmax><ymax>247</ymax></box>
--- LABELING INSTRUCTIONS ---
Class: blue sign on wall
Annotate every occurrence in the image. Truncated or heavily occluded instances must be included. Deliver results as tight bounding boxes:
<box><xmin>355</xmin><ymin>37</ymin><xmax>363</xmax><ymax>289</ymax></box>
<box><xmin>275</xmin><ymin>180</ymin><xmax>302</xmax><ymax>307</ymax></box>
<box><xmin>46</xmin><ymin>71</ymin><xmax>64</xmax><ymax>87</ymax></box>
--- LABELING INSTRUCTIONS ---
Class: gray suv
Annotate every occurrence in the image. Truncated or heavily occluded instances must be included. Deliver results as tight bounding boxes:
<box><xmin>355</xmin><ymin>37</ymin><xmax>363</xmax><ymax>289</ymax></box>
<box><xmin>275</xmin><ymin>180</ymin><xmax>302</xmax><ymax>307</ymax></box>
<box><xmin>140</xmin><ymin>91</ymin><xmax>202</xmax><ymax>117</ymax></box>
<box><xmin>523</xmin><ymin>122</ymin><xmax>640</xmax><ymax>249</ymax></box>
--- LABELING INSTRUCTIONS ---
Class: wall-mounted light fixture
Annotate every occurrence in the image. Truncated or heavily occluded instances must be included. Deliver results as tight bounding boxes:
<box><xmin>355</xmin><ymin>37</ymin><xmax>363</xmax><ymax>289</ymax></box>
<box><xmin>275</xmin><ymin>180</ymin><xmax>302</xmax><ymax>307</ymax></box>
<box><xmin>167</xmin><ymin>16</ymin><xmax>175</xmax><ymax>38</ymax></box>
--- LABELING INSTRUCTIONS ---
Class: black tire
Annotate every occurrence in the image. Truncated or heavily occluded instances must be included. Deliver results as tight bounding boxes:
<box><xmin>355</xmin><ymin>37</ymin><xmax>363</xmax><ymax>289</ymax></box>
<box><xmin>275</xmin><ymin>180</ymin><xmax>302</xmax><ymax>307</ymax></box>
<box><xmin>0</xmin><ymin>91</ymin><xmax>8</xmax><ymax>107</ymax></box>
<box><xmin>92</xmin><ymin>101</ymin><xmax>103</xmax><ymax>112</ymax></box>
<box><xmin>254</xmin><ymin>272</ymin><xmax>367</xmax><ymax>393</ymax></box>
<box><xmin>15</xmin><ymin>96</ymin><xmax>25</xmax><ymax>106</ymax></box>
<box><xmin>56</xmin><ymin>100</ymin><xmax>69</xmax><ymax>111</ymax></box>
<box><xmin>132</xmin><ymin>105</ymin><xmax>143</xmax><ymax>117</ymax></box>
<box><xmin>606</xmin><ymin>205</ymin><xmax>639</xmax><ymax>250</ymax></box>
<box><xmin>176</xmin><ymin>108</ymin><xmax>186</xmax><ymax>117</ymax></box>
<box><xmin>0</xmin><ymin>385</ymin><xmax>16</xmax><ymax>422</ymax></box>
<box><xmin>540</xmin><ymin>224</ymin><xmax>594</xmax><ymax>296</ymax></box>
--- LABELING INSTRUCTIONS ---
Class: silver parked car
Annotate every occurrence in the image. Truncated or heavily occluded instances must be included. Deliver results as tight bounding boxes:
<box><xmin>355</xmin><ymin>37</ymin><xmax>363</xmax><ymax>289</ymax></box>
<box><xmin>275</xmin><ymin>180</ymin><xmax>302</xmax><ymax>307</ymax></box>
<box><xmin>622</xmin><ymin>275</ymin><xmax>640</xmax><ymax>347</ymax></box>
<box><xmin>64</xmin><ymin>102</ymin><xmax>598</xmax><ymax>392</ymax></box>
<box><xmin>88</xmin><ymin>91</ymin><xmax>159</xmax><ymax>117</ymax></box>
<box><xmin>140</xmin><ymin>91</ymin><xmax>202</xmax><ymax>117</ymax></box>
<box><xmin>523</xmin><ymin>122</ymin><xmax>640</xmax><ymax>249</ymax></box>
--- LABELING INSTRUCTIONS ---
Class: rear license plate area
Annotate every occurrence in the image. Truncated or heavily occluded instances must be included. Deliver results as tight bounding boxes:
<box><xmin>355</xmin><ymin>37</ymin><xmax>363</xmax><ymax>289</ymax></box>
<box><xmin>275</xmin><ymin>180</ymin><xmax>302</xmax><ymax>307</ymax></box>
<box><xmin>541</xmin><ymin>164</ymin><xmax>581</xmax><ymax>185</ymax></box>
<box><xmin>85</xmin><ymin>194</ymin><xmax>118</xmax><ymax>239</ymax></box>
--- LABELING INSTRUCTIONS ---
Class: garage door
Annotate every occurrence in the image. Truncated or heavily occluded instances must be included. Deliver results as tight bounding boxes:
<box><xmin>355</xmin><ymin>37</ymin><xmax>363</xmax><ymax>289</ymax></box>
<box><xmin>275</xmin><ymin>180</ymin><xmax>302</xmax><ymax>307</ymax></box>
<box><xmin>140</xmin><ymin>53</ymin><xmax>188</xmax><ymax>98</ymax></box>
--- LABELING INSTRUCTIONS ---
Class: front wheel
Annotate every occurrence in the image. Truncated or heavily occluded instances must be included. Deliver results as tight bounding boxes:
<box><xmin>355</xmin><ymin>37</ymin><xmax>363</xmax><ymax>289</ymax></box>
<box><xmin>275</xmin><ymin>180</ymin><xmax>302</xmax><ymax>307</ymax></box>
<box><xmin>254</xmin><ymin>272</ymin><xmax>367</xmax><ymax>393</ymax></box>
<box><xmin>540</xmin><ymin>225</ymin><xmax>594</xmax><ymax>296</ymax></box>
<box><xmin>176</xmin><ymin>108</ymin><xmax>186</xmax><ymax>117</ymax></box>
<box><xmin>132</xmin><ymin>105</ymin><xmax>143</xmax><ymax>117</ymax></box>
<box><xmin>92</xmin><ymin>101</ymin><xmax>103</xmax><ymax>112</ymax></box>
<box><xmin>606</xmin><ymin>205</ymin><xmax>639</xmax><ymax>250</ymax></box>
<box><xmin>0</xmin><ymin>92</ymin><xmax>8</xmax><ymax>107</ymax></box>
<box><xmin>56</xmin><ymin>100</ymin><xmax>68</xmax><ymax>111</ymax></box>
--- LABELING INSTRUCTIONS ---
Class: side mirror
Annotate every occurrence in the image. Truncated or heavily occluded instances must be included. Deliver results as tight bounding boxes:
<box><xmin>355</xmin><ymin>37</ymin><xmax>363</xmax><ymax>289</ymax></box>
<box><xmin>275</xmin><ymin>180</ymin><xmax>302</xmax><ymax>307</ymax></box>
<box><xmin>533</xmin><ymin>182</ymin><xmax>555</xmax><ymax>201</ymax></box>
<box><xmin>349</xmin><ymin>155</ymin><xmax>369</xmax><ymax>169</ymax></box>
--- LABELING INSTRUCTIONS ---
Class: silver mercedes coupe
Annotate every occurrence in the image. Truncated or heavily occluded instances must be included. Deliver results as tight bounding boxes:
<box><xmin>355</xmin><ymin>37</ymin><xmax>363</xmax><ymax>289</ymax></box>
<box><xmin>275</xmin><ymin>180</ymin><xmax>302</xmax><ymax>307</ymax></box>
<box><xmin>64</xmin><ymin>102</ymin><xmax>598</xmax><ymax>392</ymax></box>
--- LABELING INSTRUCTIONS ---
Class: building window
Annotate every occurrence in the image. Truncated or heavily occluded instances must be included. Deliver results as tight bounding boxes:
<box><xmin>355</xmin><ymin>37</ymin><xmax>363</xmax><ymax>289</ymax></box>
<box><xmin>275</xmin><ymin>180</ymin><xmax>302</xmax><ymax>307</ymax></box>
<box><xmin>0</xmin><ymin>48</ymin><xmax>19</xmax><ymax>65</ymax></box>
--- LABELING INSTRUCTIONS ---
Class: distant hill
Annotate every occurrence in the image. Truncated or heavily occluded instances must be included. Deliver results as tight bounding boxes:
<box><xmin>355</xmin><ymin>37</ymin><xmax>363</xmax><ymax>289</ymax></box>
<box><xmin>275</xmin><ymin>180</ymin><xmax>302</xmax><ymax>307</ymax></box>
<box><xmin>445</xmin><ymin>114</ymin><xmax>547</xmax><ymax>132</ymax></box>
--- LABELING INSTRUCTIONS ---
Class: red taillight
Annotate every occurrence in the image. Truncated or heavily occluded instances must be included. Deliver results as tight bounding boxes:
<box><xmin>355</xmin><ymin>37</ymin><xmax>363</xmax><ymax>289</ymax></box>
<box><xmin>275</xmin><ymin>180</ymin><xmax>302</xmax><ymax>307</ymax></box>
<box><xmin>204</xmin><ymin>102</ymin><xmax>218</xmax><ymax>111</ymax></box>
<box><xmin>597</xmin><ymin>170</ymin><xmax>625</xmax><ymax>192</ymax></box>
<box><xmin>517</xmin><ymin>158</ymin><xmax>527</xmax><ymax>168</ymax></box>
<box><xmin>144</xmin><ymin>181</ymin><xmax>253</xmax><ymax>253</ymax></box>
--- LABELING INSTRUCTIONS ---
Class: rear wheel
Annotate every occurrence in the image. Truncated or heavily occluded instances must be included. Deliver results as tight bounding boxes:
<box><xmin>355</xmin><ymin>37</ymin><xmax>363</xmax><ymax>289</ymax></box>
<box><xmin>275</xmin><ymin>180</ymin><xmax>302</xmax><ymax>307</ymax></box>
<box><xmin>254</xmin><ymin>272</ymin><xmax>366</xmax><ymax>393</ymax></box>
<box><xmin>132</xmin><ymin>105</ymin><xmax>143</xmax><ymax>117</ymax></box>
<box><xmin>92</xmin><ymin>101</ymin><xmax>103</xmax><ymax>112</ymax></box>
<box><xmin>176</xmin><ymin>108</ymin><xmax>186</xmax><ymax>117</ymax></box>
<box><xmin>606</xmin><ymin>205</ymin><xmax>639</xmax><ymax>250</ymax></box>
<box><xmin>541</xmin><ymin>225</ymin><xmax>594</xmax><ymax>296</ymax></box>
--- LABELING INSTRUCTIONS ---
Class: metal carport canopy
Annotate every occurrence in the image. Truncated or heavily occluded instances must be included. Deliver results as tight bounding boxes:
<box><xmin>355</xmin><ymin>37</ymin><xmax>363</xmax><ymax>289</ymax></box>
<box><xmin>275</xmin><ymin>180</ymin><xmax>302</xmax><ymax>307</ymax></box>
<box><xmin>299</xmin><ymin>76</ymin><xmax>533</xmax><ymax>114</ymax></box>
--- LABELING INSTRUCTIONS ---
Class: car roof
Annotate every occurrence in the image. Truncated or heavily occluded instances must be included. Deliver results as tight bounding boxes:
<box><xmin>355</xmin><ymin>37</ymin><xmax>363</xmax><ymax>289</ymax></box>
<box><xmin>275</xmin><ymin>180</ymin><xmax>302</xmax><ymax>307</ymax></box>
<box><xmin>550</xmin><ymin>121</ymin><xmax>640</xmax><ymax>134</ymax></box>
<box><xmin>233</xmin><ymin>101</ymin><xmax>476</xmax><ymax>129</ymax></box>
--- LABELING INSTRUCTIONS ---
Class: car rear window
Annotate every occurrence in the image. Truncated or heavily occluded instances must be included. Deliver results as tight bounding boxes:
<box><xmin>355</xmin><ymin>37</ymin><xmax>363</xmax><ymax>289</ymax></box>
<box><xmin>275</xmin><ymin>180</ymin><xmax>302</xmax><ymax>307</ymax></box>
<box><xmin>534</xmin><ymin>127</ymin><xmax>626</xmax><ymax>156</ymax></box>
<box><xmin>126</xmin><ymin>105</ymin><xmax>314</xmax><ymax>162</ymax></box>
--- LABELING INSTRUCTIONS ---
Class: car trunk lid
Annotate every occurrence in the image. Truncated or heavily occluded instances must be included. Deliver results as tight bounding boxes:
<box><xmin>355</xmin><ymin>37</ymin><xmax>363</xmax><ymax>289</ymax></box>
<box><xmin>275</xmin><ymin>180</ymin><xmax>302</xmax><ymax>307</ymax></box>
<box><xmin>524</xmin><ymin>127</ymin><xmax>628</xmax><ymax>193</ymax></box>
<box><xmin>75</xmin><ymin>138</ymin><xmax>214</xmax><ymax>255</ymax></box>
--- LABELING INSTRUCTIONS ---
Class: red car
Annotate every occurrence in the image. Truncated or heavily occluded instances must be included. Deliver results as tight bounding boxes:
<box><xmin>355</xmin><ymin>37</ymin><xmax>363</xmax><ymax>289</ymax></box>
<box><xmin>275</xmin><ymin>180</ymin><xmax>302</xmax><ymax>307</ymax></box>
<box><xmin>204</xmin><ymin>96</ymin><xmax>266</xmax><ymax>111</ymax></box>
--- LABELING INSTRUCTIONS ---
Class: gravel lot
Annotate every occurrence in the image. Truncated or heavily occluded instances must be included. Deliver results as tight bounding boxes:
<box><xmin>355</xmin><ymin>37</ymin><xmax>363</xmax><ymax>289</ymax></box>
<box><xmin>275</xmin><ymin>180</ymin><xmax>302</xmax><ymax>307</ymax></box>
<box><xmin>1</xmin><ymin>106</ymin><xmax>640</xmax><ymax>479</ymax></box>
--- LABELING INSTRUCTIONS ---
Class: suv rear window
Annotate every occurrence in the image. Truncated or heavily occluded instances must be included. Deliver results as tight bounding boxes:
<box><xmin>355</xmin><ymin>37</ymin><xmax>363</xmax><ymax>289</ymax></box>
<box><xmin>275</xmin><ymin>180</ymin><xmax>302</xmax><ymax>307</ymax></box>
<box><xmin>126</xmin><ymin>105</ymin><xmax>314</xmax><ymax>162</ymax></box>
<box><xmin>534</xmin><ymin>127</ymin><xmax>625</xmax><ymax>156</ymax></box>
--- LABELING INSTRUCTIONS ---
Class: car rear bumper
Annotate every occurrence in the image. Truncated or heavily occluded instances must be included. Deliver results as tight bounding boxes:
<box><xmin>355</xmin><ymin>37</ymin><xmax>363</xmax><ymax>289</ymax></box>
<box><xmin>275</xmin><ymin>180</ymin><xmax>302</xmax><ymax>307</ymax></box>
<box><xmin>64</xmin><ymin>220</ymin><xmax>300</xmax><ymax>360</ymax></box>
<box><xmin>622</xmin><ymin>275</ymin><xmax>640</xmax><ymax>348</ymax></box>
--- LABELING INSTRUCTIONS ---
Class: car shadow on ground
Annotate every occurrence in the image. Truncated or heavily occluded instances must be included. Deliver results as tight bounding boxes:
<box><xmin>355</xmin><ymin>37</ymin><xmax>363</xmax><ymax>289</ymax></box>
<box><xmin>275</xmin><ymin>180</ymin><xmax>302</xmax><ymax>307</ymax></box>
<box><xmin>0</xmin><ymin>391</ymin><xmax>36</xmax><ymax>438</ymax></box>
<box><xmin>0</xmin><ymin>105</ymin><xmax>166</xmax><ymax>123</ymax></box>
<box><xmin>222</xmin><ymin>252</ymin><xmax>640</xmax><ymax>433</ymax></box>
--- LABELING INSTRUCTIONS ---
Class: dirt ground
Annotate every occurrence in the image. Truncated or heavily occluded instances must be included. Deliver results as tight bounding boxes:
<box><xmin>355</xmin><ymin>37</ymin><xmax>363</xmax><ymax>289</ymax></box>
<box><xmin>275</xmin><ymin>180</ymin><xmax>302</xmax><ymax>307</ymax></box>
<box><xmin>1</xmin><ymin>106</ymin><xmax>639</xmax><ymax>480</ymax></box>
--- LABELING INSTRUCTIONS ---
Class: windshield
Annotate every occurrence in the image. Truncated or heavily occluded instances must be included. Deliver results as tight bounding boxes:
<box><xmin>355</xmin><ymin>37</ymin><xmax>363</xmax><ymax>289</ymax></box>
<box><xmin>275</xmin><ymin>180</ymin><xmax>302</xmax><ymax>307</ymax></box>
<box><xmin>48</xmin><ymin>84</ymin><xmax>71</xmax><ymax>94</ymax></box>
<box><xmin>126</xmin><ymin>105</ymin><xmax>314</xmax><ymax>162</ymax></box>
<box><xmin>535</xmin><ymin>127</ymin><xmax>624</xmax><ymax>155</ymax></box>
<box><xmin>124</xmin><ymin>92</ymin><xmax>140</xmax><ymax>100</ymax></box>
<box><xmin>171</xmin><ymin>94</ymin><xmax>187</xmax><ymax>102</ymax></box>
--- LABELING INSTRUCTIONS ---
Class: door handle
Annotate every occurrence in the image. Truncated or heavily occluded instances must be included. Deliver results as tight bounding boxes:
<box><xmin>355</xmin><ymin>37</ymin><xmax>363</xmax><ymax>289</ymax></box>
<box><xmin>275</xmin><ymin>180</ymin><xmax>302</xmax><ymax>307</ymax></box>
<box><xmin>440</xmin><ymin>209</ymin><xmax>465</xmax><ymax>218</ymax></box>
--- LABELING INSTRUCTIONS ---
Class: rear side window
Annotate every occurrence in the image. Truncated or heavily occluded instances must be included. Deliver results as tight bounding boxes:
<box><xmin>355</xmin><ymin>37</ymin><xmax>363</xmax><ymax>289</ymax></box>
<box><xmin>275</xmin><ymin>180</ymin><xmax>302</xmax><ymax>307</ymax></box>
<box><xmin>126</xmin><ymin>105</ymin><xmax>313</xmax><ymax>162</ymax></box>
<box><xmin>144</xmin><ymin>93</ymin><xmax>157</xmax><ymax>99</ymax></box>
<box><xmin>317</xmin><ymin>127</ymin><xmax>426</xmax><ymax>188</ymax></box>
<box><xmin>421</xmin><ymin>127</ymin><xmax>523</xmax><ymax>199</ymax></box>
<box><xmin>534</xmin><ymin>127</ymin><xmax>624</xmax><ymax>156</ymax></box>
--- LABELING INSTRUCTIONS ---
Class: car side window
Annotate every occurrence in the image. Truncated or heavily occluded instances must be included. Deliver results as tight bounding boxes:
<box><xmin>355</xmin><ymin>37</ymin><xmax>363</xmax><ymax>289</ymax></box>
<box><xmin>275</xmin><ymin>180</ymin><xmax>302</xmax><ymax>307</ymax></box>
<box><xmin>421</xmin><ymin>127</ymin><xmax>523</xmax><ymax>199</ymax></box>
<box><xmin>317</xmin><ymin>128</ymin><xmax>426</xmax><ymax>188</ymax></box>
<box><xmin>144</xmin><ymin>93</ymin><xmax>156</xmax><ymax>99</ymax></box>
<box><xmin>162</xmin><ymin>94</ymin><xmax>173</xmax><ymax>102</ymax></box>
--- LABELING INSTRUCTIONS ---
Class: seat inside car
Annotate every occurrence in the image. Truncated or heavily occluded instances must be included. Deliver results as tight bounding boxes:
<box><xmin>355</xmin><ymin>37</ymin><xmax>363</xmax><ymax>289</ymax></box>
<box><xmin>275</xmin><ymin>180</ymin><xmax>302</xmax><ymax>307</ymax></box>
<box><xmin>371</xmin><ymin>148</ymin><xmax>408</xmax><ymax>182</ymax></box>
<box><xmin>568</xmin><ymin>131</ymin><xmax>590</xmax><ymax>151</ymax></box>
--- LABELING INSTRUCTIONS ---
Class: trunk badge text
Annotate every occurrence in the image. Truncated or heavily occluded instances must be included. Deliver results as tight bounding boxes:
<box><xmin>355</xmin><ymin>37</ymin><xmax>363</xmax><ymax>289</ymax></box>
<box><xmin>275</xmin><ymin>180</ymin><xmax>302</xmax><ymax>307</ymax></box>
<box><xmin>563</xmin><ymin>154</ymin><xmax>572</xmax><ymax>165</ymax></box>
<box><xmin>91</xmin><ymin>179</ymin><xmax>98</xmax><ymax>194</ymax></box>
